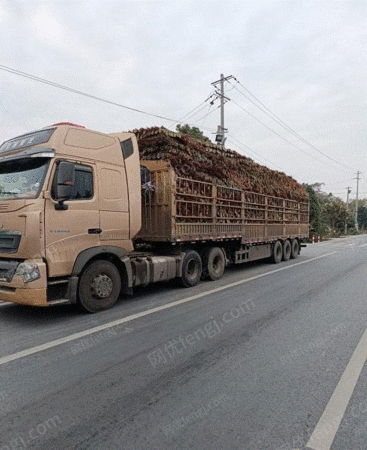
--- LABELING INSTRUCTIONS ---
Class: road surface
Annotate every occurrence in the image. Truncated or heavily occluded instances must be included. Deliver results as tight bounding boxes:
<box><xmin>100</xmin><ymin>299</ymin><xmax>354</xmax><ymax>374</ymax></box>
<box><xmin>1</xmin><ymin>235</ymin><xmax>367</xmax><ymax>450</ymax></box>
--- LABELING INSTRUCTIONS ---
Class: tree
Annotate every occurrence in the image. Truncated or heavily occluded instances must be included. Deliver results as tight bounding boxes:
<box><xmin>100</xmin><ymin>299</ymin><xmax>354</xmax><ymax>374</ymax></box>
<box><xmin>321</xmin><ymin>197</ymin><xmax>352</xmax><ymax>234</ymax></box>
<box><xmin>303</xmin><ymin>183</ymin><xmax>354</xmax><ymax>237</ymax></box>
<box><xmin>303</xmin><ymin>183</ymin><xmax>325</xmax><ymax>235</ymax></box>
<box><xmin>358</xmin><ymin>205</ymin><xmax>367</xmax><ymax>230</ymax></box>
<box><xmin>176</xmin><ymin>124</ymin><xmax>210</xmax><ymax>143</ymax></box>
<box><xmin>349</xmin><ymin>198</ymin><xmax>367</xmax><ymax>230</ymax></box>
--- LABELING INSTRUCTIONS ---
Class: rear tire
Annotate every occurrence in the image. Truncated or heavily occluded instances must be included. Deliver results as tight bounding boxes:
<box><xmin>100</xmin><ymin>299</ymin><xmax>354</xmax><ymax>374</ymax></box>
<box><xmin>271</xmin><ymin>241</ymin><xmax>283</xmax><ymax>264</ymax></box>
<box><xmin>201</xmin><ymin>247</ymin><xmax>225</xmax><ymax>281</ymax></box>
<box><xmin>282</xmin><ymin>240</ymin><xmax>291</xmax><ymax>261</ymax></box>
<box><xmin>77</xmin><ymin>260</ymin><xmax>121</xmax><ymax>313</ymax></box>
<box><xmin>291</xmin><ymin>239</ymin><xmax>299</xmax><ymax>259</ymax></box>
<box><xmin>180</xmin><ymin>250</ymin><xmax>202</xmax><ymax>287</ymax></box>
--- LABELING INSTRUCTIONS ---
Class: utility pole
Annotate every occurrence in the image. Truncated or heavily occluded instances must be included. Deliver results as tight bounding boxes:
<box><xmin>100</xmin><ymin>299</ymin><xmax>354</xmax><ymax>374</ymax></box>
<box><xmin>345</xmin><ymin>186</ymin><xmax>351</xmax><ymax>235</ymax></box>
<box><xmin>211</xmin><ymin>74</ymin><xmax>234</xmax><ymax>147</ymax></box>
<box><xmin>355</xmin><ymin>171</ymin><xmax>361</xmax><ymax>231</ymax></box>
<box><xmin>346</xmin><ymin>186</ymin><xmax>351</xmax><ymax>208</ymax></box>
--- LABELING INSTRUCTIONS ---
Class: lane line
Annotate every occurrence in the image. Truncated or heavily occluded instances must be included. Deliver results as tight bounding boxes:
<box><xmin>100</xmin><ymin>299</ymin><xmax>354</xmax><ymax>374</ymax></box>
<box><xmin>306</xmin><ymin>326</ymin><xmax>367</xmax><ymax>450</ymax></box>
<box><xmin>0</xmin><ymin>251</ymin><xmax>337</xmax><ymax>366</ymax></box>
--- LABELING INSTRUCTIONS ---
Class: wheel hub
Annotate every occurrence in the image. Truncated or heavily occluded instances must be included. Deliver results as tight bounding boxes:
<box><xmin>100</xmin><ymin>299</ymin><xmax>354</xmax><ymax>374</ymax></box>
<box><xmin>92</xmin><ymin>274</ymin><xmax>113</xmax><ymax>298</ymax></box>
<box><xmin>187</xmin><ymin>259</ymin><xmax>198</xmax><ymax>278</ymax></box>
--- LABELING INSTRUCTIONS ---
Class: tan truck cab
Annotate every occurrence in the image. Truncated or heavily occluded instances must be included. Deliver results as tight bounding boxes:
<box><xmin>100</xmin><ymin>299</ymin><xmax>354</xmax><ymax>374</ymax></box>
<box><xmin>0</xmin><ymin>124</ymin><xmax>142</xmax><ymax>311</ymax></box>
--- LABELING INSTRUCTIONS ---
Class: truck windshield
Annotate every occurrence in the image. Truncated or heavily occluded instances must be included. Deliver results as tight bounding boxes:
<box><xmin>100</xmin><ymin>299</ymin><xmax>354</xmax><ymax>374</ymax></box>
<box><xmin>0</xmin><ymin>157</ymin><xmax>50</xmax><ymax>200</ymax></box>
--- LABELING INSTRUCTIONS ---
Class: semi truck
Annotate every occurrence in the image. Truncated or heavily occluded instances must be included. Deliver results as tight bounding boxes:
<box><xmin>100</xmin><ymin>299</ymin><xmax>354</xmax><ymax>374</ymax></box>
<box><xmin>0</xmin><ymin>123</ymin><xmax>309</xmax><ymax>312</ymax></box>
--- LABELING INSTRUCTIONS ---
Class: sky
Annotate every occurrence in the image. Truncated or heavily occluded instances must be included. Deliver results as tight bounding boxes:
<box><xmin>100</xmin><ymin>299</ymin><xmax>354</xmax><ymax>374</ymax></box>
<box><xmin>0</xmin><ymin>0</ymin><xmax>366</xmax><ymax>200</ymax></box>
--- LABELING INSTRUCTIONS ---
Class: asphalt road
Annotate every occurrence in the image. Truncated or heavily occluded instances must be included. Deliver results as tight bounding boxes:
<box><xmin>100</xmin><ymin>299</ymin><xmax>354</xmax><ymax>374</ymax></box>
<box><xmin>1</xmin><ymin>235</ymin><xmax>367</xmax><ymax>450</ymax></box>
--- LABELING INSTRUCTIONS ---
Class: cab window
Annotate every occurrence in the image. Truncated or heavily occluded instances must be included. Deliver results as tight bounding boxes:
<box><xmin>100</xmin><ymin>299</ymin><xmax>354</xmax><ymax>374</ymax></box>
<box><xmin>52</xmin><ymin>163</ymin><xmax>93</xmax><ymax>200</ymax></box>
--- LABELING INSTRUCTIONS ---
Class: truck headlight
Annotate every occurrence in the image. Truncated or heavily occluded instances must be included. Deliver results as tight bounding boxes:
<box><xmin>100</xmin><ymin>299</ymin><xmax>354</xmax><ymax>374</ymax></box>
<box><xmin>15</xmin><ymin>263</ymin><xmax>41</xmax><ymax>283</ymax></box>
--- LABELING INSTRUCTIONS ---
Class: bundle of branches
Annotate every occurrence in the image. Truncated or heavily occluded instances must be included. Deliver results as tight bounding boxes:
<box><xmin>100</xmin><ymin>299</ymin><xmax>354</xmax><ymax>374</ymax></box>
<box><xmin>133</xmin><ymin>127</ymin><xmax>308</xmax><ymax>202</ymax></box>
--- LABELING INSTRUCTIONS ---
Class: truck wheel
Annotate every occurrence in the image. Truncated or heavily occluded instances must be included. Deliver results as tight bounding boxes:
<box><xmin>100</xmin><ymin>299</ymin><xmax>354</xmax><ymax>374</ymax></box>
<box><xmin>291</xmin><ymin>239</ymin><xmax>299</xmax><ymax>259</ymax></box>
<box><xmin>78</xmin><ymin>260</ymin><xmax>121</xmax><ymax>313</ymax></box>
<box><xmin>202</xmin><ymin>247</ymin><xmax>225</xmax><ymax>281</ymax></box>
<box><xmin>180</xmin><ymin>250</ymin><xmax>202</xmax><ymax>287</ymax></box>
<box><xmin>271</xmin><ymin>241</ymin><xmax>283</xmax><ymax>264</ymax></box>
<box><xmin>282</xmin><ymin>240</ymin><xmax>291</xmax><ymax>261</ymax></box>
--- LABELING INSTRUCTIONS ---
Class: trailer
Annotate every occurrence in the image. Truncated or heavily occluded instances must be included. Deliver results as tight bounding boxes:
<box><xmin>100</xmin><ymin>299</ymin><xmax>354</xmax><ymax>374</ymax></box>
<box><xmin>0</xmin><ymin>124</ymin><xmax>309</xmax><ymax>312</ymax></box>
<box><xmin>137</xmin><ymin>160</ymin><xmax>308</xmax><ymax>284</ymax></box>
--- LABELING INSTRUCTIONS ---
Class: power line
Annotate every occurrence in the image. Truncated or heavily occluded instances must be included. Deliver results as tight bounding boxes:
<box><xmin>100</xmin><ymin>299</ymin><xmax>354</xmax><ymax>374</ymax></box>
<box><xmin>1</xmin><ymin>64</ymin><xmax>356</xmax><ymax>177</ymax></box>
<box><xmin>227</xmin><ymin>134</ymin><xmax>287</xmax><ymax>172</ymax></box>
<box><xmin>179</xmin><ymin>101</ymin><xmax>216</xmax><ymax>124</ymax></box>
<box><xmin>189</xmin><ymin>104</ymin><xmax>220</xmax><ymax>127</ymax></box>
<box><xmin>177</xmin><ymin>102</ymin><xmax>210</xmax><ymax>122</ymax></box>
<box><xmin>1</xmin><ymin>64</ymin><xmax>221</xmax><ymax>138</ymax></box>
<box><xmin>169</xmin><ymin>92</ymin><xmax>217</xmax><ymax>129</ymax></box>
<box><xmin>323</xmin><ymin>178</ymin><xmax>355</xmax><ymax>188</ymax></box>
<box><xmin>167</xmin><ymin>103</ymin><xmax>212</xmax><ymax>131</ymax></box>
<box><xmin>0</xmin><ymin>64</ymin><xmax>182</xmax><ymax>124</ymax></box>
<box><xmin>194</xmin><ymin>101</ymin><xmax>215</xmax><ymax>130</ymax></box>
<box><xmin>231</xmin><ymin>77</ymin><xmax>354</xmax><ymax>171</ymax></box>
<box><xmin>230</xmin><ymin>97</ymin><xmax>353</xmax><ymax>173</ymax></box>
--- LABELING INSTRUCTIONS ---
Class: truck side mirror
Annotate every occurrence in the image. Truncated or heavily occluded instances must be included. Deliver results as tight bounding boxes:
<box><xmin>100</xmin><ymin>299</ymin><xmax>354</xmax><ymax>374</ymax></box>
<box><xmin>55</xmin><ymin>161</ymin><xmax>75</xmax><ymax>210</ymax></box>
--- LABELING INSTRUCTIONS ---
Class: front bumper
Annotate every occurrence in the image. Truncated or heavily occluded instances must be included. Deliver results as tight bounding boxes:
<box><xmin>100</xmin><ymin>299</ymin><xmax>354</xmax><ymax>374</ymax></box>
<box><xmin>0</xmin><ymin>259</ymin><xmax>48</xmax><ymax>307</ymax></box>
<box><xmin>0</xmin><ymin>286</ymin><xmax>47</xmax><ymax>306</ymax></box>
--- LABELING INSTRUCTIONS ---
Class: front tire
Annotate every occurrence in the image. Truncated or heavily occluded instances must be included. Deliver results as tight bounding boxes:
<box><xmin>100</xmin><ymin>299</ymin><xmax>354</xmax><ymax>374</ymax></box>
<box><xmin>78</xmin><ymin>260</ymin><xmax>121</xmax><ymax>313</ymax></box>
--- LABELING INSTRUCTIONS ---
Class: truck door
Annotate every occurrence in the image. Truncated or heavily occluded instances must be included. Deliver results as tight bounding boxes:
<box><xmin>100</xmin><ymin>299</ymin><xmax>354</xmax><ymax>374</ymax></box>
<box><xmin>98</xmin><ymin>164</ymin><xmax>130</xmax><ymax>242</ymax></box>
<box><xmin>45</xmin><ymin>162</ymin><xmax>100</xmax><ymax>278</ymax></box>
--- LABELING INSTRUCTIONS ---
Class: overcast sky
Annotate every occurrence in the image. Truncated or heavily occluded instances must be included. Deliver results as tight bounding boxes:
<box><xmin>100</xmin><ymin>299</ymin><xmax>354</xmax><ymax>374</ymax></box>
<box><xmin>0</xmin><ymin>0</ymin><xmax>366</xmax><ymax>199</ymax></box>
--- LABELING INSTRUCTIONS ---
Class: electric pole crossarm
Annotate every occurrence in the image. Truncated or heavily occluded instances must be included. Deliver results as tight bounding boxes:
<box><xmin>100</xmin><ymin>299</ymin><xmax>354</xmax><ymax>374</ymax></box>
<box><xmin>211</xmin><ymin>75</ymin><xmax>236</xmax><ymax>86</ymax></box>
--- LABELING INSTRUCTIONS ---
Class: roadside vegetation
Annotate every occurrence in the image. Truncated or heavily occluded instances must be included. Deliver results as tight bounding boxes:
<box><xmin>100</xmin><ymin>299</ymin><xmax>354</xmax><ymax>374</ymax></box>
<box><xmin>304</xmin><ymin>183</ymin><xmax>367</xmax><ymax>238</ymax></box>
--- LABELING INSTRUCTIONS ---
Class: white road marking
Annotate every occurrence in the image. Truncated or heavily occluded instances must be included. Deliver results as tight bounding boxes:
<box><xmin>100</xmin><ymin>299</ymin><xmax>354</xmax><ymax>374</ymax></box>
<box><xmin>0</xmin><ymin>251</ymin><xmax>337</xmax><ymax>366</ymax></box>
<box><xmin>305</xmin><ymin>326</ymin><xmax>367</xmax><ymax>450</ymax></box>
<box><xmin>359</xmin><ymin>243</ymin><xmax>367</xmax><ymax>248</ymax></box>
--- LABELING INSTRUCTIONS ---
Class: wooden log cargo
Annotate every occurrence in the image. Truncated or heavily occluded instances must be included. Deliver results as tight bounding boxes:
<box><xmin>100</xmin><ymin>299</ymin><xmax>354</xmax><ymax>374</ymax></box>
<box><xmin>134</xmin><ymin>126</ymin><xmax>308</xmax><ymax>202</ymax></box>
<box><xmin>134</xmin><ymin>128</ymin><xmax>309</xmax><ymax>243</ymax></box>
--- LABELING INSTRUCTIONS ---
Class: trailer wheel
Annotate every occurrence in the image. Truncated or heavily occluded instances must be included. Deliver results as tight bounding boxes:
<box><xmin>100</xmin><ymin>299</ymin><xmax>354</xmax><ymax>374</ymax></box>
<box><xmin>282</xmin><ymin>240</ymin><xmax>291</xmax><ymax>261</ymax></box>
<box><xmin>291</xmin><ymin>239</ymin><xmax>299</xmax><ymax>259</ymax></box>
<box><xmin>202</xmin><ymin>247</ymin><xmax>225</xmax><ymax>281</ymax></box>
<box><xmin>77</xmin><ymin>260</ymin><xmax>121</xmax><ymax>313</ymax></box>
<box><xmin>271</xmin><ymin>241</ymin><xmax>283</xmax><ymax>264</ymax></box>
<box><xmin>180</xmin><ymin>250</ymin><xmax>202</xmax><ymax>287</ymax></box>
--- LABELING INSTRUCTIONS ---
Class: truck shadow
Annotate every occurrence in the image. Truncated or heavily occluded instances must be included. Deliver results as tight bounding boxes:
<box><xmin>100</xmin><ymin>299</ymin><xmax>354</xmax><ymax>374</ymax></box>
<box><xmin>0</xmin><ymin>302</ymin><xmax>80</xmax><ymax>326</ymax></box>
<box><xmin>0</xmin><ymin>259</ymin><xmax>272</xmax><ymax>326</ymax></box>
